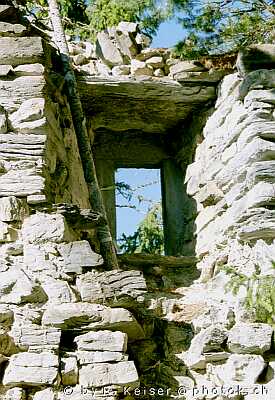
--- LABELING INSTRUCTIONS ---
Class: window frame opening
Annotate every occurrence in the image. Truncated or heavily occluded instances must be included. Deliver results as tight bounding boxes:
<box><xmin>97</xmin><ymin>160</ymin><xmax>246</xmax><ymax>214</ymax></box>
<box><xmin>115</xmin><ymin>167</ymin><xmax>164</xmax><ymax>255</ymax></box>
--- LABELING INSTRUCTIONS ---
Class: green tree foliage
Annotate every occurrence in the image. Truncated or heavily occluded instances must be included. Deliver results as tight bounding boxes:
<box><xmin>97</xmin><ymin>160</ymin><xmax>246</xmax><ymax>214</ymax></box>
<box><xmin>25</xmin><ymin>0</ymin><xmax>179</xmax><ymax>40</ymax></box>
<box><xmin>174</xmin><ymin>0</ymin><xmax>275</xmax><ymax>58</ymax></box>
<box><xmin>223</xmin><ymin>263</ymin><xmax>275</xmax><ymax>325</ymax></box>
<box><xmin>118</xmin><ymin>202</ymin><xmax>164</xmax><ymax>255</ymax></box>
<box><xmin>24</xmin><ymin>0</ymin><xmax>274</xmax><ymax>54</ymax></box>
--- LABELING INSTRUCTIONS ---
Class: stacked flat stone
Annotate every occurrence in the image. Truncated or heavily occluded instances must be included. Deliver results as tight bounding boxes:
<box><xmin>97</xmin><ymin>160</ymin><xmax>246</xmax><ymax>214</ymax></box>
<box><xmin>0</xmin><ymin>5</ymin><xmax>145</xmax><ymax>399</ymax></box>
<box><xmin>181</xmin><ymin>62</ymin><xmax>275</xmax><ymax>398</ymax></box>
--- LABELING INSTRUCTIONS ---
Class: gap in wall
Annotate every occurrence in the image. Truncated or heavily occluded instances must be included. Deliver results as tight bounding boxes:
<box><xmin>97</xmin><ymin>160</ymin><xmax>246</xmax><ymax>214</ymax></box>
<box><xmin>115</xmin><ymin>168</ymin><xmax>164</xmax><ymax>254</ymax></box>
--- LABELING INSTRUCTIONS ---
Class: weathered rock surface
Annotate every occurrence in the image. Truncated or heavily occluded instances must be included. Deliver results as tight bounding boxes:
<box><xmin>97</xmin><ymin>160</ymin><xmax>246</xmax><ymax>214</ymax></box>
<box><xmin>77</xmin><ymin>350</ymin><xmax>127</xmax><ymax>365</ymax></box>
<box><xmin>3</xmin><ymin>388</ymin><xmax>26</xmax><ymax>400</ymax></box>
<box><xmin>179</xmin><ymin>325</ymin><xmax>228</xmax><ymax>369</ymax></box>
<box><xmin>3</xmin><ymin>352</ymin><xmax>59</xmax><ymax>386</ymax></box>
<box><xmin>79</xmin><ymin>361</ymin><xmax>139</xmax><ymax>388</ymax></box>
<box><xmin>22</xmin><ymin>213</ymin><xmax>73</xmax><ymax>245</ymax></box>
<box><xmin>78</xmin><ymin>77</ymin><xmax>216</xmax><ymax>134</ymax></box>
<box><xmin>75</xmin><ymin>330</ymin><xmax>127</xmax><ymax>352</ymax></box>
<box><xmin>76</xmin><ymin>269</ymin><xmax>147</xmax><ymax>305</ymax></box>
<box><xmin>227</xmin><ymin>323</ymin><xmax>273</xmax><ymax>354</ymax></box>
<box><xmin>33</xmin><ymin>388</ymin><xmax>55</xmax><ymax>400</ymax></box>
<box><xmin>42</xmin><ymin>303</ymin><xmax>144</xmax><ymax>341</ymax></box>
<box><xmin>0</xmin><ymin>268</ymin><xmax>47</xmax><ymax>304</ymax></box>
<box><xmin>0</xmin><ymin>37</ymin><xmax>44</xmax><ymax>66</ymax></box>
<box><xmin>10</xmin><ymin>325</ymin><xmax>61</xmax><ymax>352</ymax></box>
<box><xmin>57</xmin><ymin>240</ymin><xmax>103</xmax><ymax>273</ymax></box>
<box><xmin>211</xmin><ymin>354</ymin><xmax>265</xmax><ymax>385</ymax></box>
<box><xmin>96</xmin><ymin>31</ymin><xmax>124</xmax><ymax>67</ymax></box>
<box><xmin>0</xmin><ymin>196</ymin><xmax>25</xmax><ymax>222</ymax></box>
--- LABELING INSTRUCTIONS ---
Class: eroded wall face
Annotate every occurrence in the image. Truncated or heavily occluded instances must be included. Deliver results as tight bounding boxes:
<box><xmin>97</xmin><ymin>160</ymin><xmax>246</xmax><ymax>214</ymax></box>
<box><xmin>183</xmin><ymin>69</ymin><xmax>275</xmax><ymax>397</ymax></box>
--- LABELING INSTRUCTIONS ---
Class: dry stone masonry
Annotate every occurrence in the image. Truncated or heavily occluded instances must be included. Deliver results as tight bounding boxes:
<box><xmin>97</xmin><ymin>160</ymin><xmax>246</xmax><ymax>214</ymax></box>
<box><xmin>0</xmin><ymin>2</ymin><xmax>275</xmax><ymax>400</ymax></box>
<box><xmin>69</xmin><ymin>21</ymin><xmax>234</xmax><ymax>82</ymax></box>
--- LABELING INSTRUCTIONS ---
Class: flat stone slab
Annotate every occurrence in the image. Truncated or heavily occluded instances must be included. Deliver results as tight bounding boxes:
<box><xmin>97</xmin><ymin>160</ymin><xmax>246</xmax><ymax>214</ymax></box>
<box><xmin>78</xmin><ymin>77</ymin><xmax>216</xmax><ymax>134</ymax></box>
<box><xmin>3</xmin><ymin>352</ymin><xmax>59</xmax><ymax>387</ymax></box>
<box><xmin>228</xmin><ymin>323</ymin><xmax>273</xmax><ymax>354</ymax></box>
<box><xmin>75</xmin><ymin>330</ymin><xmax>127</xmax><ymax>352</ymax></box>
<box><xmin>42</xmin><ymin>302</ymin><xmax>145</xmax><ymax>341</ymax></box>
<box><xmin>79</xmin><ymin>361</ymin><xmax>139</xmax><ymax>388</ymax></box>
<box><xmin>0</xmin><ymin>37</ymin><xmax>44</xmax><ymax>66</ymax></box>
<box><xmin>76</xmin><ymin>269</ymin><xmax>146</xmax><ymax>304</ymax></box>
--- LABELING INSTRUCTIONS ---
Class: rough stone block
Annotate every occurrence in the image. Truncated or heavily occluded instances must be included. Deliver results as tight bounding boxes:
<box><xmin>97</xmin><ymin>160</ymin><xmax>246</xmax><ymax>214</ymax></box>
<box><xmin>76</xmin><ymin>269</ymin><xmax>146</xmax><ymax>305</ymax></box>
<box><xmin>42</xmin><ymin>302</ymin><xmax>144</xmax><ymax>341</ymax></box>
<box><xmin>227</xmin><ymin>323</ymin><xmax>273</xmax><ymax>354</ymax></box>
<box><xmin>96</xmin><ymin>31</ymin><xmax>124</xmax><ymax>67</ymax></box>
<box><xmin>0</xmin><ymin>76</ymin><xmax>45</xmax><ymax>113</ymax></box>
<box><xmin>0</xmin><ymin>267</ymin><xmax>47</xmax><ymax>305</ymax></box>
<box><xmin>10</xmin><ymin>325</ymin><xmax>61</xmax><ymax>352</ymax></box>
<box><xmin>145</xmin><ymin>56</ymin><xmax>164</xmax><ymax>69</ymax></box>
<box><xmin>114</xmin><ymin>31</ymin><xmax>138</xmax><ymax>59</ymax></box>
<box><xmin>136</xmin><ymin>48</ymin><xmax>165</xmax><ymax>61</ymax></box>
<box><xmin>180</xmin><ymin>325</ymin><xmax>228</xmax><ymax>370</ymax></box>
<box><xmin>169</xmin><ymin>61</ymin><xmax>206</xmax><ymax>77</ymax></box>
<box><xmin>112</xmin><ymin>65</ymin><xmax>130</xmax><ymax>76</ymax></box>
<box><xmin>192</xmin><ymin>305</ymin><xmax>235</xmax><ymax>333</ymax></box>
<box><xmin>0</xmin><ymin>64</ymin><xmax>12</xmax><ymax>77</ymax></box>
<box><xmin>2</xmin><ymin>352</ymin><xmax>59</xmax><ymax>387</ymax></box>
<box><xmin>9</xmin><ymin>98</ymin><xmax>45</xmax><ymax>128</ymax></box>
<box><xmin>13</xmin><ymin>63</ymin><xmax>45</xmax><ymax>76</ymax></box>
<box><xmin>131</xmin><ymin>59</ymin><xmax>153</xmax><ymax>76</ymax></box>
<box><xmin>4</xmin><ymin>387</ymin><xmax>26</xmax><ymax>400</ymax></box>
<box><xmin>75</xmin><ymin>330</ymin><xmax>127</xmax><ymax>352</ymax></box>
<box><xmin>58</xmin><ymin>240</ymin><xmax>103</xmax><ymax>274</ymax></box>
<box><xmin>117</xmin><ymin>22</ymin><xmax>138</xmax><ymax>35</ymax></box>
<box><xmin>77</xmin><ymin>350</ymin><xmax>127</xmax><ymax>365</ymax></box>
<box><xmin>22</xmin><ymin>213</ymin><xmax>74</xmax><ymax>244</ymax></box>
<box><xmin>41</xmin><ymin>277</ymin><xmax>77</xmax><ymax>304</ymax></box>
<box><xmin>213</xmin><ymin>354</ymin><xmax>265</xmax><ymax>385</ymax></box>
<box><xmin>0</xmin><ymin>37</ymin><xmax>44</xmax><ymax>66</ymax></box>
<box><xmin>79</xmin><ymin>361</ymin><xmax>139</xmax><ymax>388</ymax></box>
<box><xmin>135</xmin><ymin>33</ymin><xmax>151</xmax><ymax>48</ymax></box>
<box><xmin>154</xmin><ymin>68</ymin><xmax>164</xmax><ymax>77</ymax></box>
<box><xmin>95</xmin><ymin>60</ymin><xmax>111</xmax><ymax>76</ymax></box>
<box><xmin>33</xmin><ymin>388</ymin><xmax>55</xmax><ymax>400</ymax></box>
<box><xmin>0</xmin><ymin>220</ymin><xmax>17</xmax><ymax>243</ymax></box>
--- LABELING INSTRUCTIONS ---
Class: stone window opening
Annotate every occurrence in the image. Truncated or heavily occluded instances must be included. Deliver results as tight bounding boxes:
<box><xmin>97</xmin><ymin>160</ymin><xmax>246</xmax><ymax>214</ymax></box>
<box><xmin>115</xmin><ymin>167</ymin><xmax>164</xmax><ymax>255</ymax></box>
<box><xmin>95</xmin><ymin>154</ymin><xmax>192</xmax><ymax>257</ymax></box>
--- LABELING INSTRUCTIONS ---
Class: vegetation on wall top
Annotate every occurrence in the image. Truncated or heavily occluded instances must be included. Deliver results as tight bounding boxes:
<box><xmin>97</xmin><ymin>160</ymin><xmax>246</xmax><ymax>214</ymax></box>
<box><xmin>23</xmin><ymin>0</ymin><xmax>275</xmax><ymax>57</ymax></box>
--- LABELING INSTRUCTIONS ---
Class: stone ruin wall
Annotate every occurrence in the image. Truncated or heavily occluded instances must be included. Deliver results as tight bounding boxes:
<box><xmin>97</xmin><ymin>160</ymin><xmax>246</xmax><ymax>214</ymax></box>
<box><xmin>68</xmin><ymin>21</ymin><xmax>232</xmax><ymax>82</ymax></box>
<box><xmin>183</xmin><ymin>68</ymin><xmax>275</xmax><ymax>400</ymax></box>
<box><xmin>0</xmin><ymin>3</ymin><xmax>275</xmax><ymax>400</ymax></box>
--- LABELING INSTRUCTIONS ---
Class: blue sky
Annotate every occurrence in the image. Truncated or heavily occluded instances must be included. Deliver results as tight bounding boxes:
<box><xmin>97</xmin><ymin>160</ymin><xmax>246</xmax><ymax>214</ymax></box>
<box><xmin>116</xmin><ymin>169</ymin><xmax>162</xmax><ymax>239</ymax></box>
<box><xmin>151</xmin><ymin>18</ymin><xmax>185</xmax><ymax>48</ymax></box>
